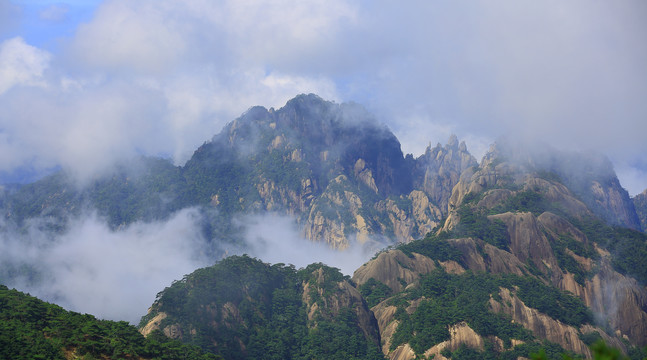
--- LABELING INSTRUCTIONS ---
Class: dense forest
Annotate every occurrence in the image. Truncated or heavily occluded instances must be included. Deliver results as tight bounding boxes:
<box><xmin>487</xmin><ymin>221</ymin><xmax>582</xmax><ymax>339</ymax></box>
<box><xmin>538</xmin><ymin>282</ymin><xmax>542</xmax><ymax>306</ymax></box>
<box><xmin>0</xmin><ymin>284</ymin><xmax>220</xmax><ymax>359</ymax></box>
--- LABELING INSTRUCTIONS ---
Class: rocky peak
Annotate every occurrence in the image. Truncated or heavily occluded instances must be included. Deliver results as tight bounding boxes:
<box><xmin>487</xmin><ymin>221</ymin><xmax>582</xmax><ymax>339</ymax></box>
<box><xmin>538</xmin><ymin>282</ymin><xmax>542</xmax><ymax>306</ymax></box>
<box><xmin>414</xmin><ymin>135</ymin><xmax>477</xmax><ymax>214</ymax></box>
<box><xmin>633</xmin><ymin>189</ymin><xmax>647</xmax><ymax>232</ymax></box>
<box><xmin>468</xmin><ymin>139</ymin><xmax>641</xmax><ymax>230</ymax></box>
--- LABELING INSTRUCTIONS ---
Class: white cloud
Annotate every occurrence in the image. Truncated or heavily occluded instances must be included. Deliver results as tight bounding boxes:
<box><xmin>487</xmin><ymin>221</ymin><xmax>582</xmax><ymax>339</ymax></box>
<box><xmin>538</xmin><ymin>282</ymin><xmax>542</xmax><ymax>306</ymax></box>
<box><xmin>1</xmin><ymin>0</ymin><xmax>645</xmax><ymax>200</ymax></box>
<box><xmin>39</xmin><ymin>4</ymin><xmax>69</xmax><ymax>22</ymax></box>
<box><xmin>614</xmin><ymin>160</ymin><xmax>647</xmax><ymax>197</ymax></box>
<box><xmin>235</xmin><ymin>213</ymin><xmax>386</xmax><ymax>276</ymax></box>
<box><xmin>1</xmin><ymin>208</ymin><xmax>211</xmax><ymax>323</ymax></box>
<box><xmin>0</xmin><ymin>37</ymin><xmax>50</xmax><ymax>94</ymax></box>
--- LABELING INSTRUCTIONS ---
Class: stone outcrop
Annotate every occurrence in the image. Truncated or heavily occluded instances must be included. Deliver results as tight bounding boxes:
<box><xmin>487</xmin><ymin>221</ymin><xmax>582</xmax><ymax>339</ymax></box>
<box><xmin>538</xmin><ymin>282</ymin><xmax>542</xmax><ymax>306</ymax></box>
<box><xmin>352</xmin><ymin>249</ymin><xmax>436</xmax><ymax>292</ymax></box>
<box><xmin>633</xmin><ymin>189</ymin><xmax>647</xmax><ymax>232</ymax></box>
<box><xmin>489</xmin><ymin>288</ymin><xmax>591</xmax><ymax>356</ymax></box>
<box><xmin>139</xmin><ymin>312</ymin><xmax>168</xmax><ymax>337</ymax></box>
<box><xmin>302</xmin><ymin>267</ymin><xmax>380</xmax><ymax>345</ymax></box>
<box><xmin>414</xmin><ymin>135</ymin><xmax>478</xmax><ymax>215</ymax></box>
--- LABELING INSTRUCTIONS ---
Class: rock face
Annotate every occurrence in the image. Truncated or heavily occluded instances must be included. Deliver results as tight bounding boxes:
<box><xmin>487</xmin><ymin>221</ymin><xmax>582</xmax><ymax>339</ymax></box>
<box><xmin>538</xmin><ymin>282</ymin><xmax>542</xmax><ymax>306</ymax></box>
<box><xmin>633</xmin><ymin>189</ymin><xmax>647</xmax><ymax>232</ymax></box>
<box><xmin>414</xmin><ymin>135</ymin><xmax>478</xmax><ymax>216</ymax></box>
<box><xmin>353</xmin><ymin>249</ymin><xmax>438</xmax><ymax>292</ymax></box>
<box><xmin>350</xmin><ymin>143</ymin><xmax>647</xmax><ymax>359</ymax></box>
<box><xmin>184</xmin><ymin>94</ymin><xmax>452</xmax><ymax>247</ymax></box>
<box><xmin>489</xmin><ymin>288</ymin><xmax>592</xmax><ymax>357</ymax></box>
<box><xmin>302</xmin><ymin>266</ymin><xmax>380</xmax><ymax>345</ymax></box>
<box><xmin>4</xmin><ymin>94</ymin><xmax>647</xmax><ymax>358</ymax></box>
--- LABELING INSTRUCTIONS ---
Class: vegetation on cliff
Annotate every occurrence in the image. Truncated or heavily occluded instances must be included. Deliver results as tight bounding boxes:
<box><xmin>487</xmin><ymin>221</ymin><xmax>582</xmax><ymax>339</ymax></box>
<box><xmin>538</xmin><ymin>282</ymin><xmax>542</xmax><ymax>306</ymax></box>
<box><xmin>141</xmin><ymin>255</ymin><xmax>383</xmax><ymax>360</ymax></box>
<box><xmin>0</xmin><ymin>284</ymin><xmax>220</xmax><ymax>360</ymax></box>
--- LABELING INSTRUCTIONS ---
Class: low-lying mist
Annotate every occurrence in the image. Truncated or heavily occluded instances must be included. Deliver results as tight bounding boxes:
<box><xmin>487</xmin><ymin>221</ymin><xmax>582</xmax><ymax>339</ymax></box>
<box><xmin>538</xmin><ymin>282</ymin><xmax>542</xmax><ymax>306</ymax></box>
<box><xmin>0</xmin><ymin>207</ymin><xmax>384</xmax><ymax>324</ymax></box>
<box><xmin>232</xmin><ymin>213</ymin><xmax>388</xmax><ymax>276</ymax></box>
<box><xmin>0</xmin><ymin>208</ymin><xmax>211</xmax><ymax>323</ymax></box>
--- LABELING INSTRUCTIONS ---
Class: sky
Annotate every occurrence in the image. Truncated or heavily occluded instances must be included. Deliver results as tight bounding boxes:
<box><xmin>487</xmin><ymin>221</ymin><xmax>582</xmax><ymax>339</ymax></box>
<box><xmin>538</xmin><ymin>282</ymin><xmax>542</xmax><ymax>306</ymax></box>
<box><xmin>1</xmin><ymin>0</ymin><xmax>646</xmax><ymax>194</ymax></box>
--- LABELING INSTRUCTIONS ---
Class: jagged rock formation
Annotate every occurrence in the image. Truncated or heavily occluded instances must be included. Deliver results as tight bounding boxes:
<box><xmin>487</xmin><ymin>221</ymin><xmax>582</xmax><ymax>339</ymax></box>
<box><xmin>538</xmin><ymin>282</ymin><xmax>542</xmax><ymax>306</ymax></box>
<box><xmin>351</xmin><ymin>144</ymin><xmax>647</xmax><ymax>359</ymax></box>
<box><xmin>634</xmin><ymin>189</ymin><xmax>647</xmax><ymax>232</ymax></box>
<box><xmin>414</xmin><ymin>135</ymin><xmax>478</xmax><ymax>215</ymax></box>
<box><xmin>2</xmin><ymin>94</ymin><xmax>468</xmax><ymax>249</ymax></box>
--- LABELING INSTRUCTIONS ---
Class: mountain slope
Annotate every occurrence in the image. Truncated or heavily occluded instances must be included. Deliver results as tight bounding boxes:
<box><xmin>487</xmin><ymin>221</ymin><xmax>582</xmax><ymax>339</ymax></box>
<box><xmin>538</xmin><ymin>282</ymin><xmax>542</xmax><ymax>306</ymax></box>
<box><xmin>137</xmin><ymin>140</ymin><xmax>647</xmax><ymax>359</ymax></box>
<box><xmin>353</xmin><ymin>144</ymin><xmax>647</xmax><ymax>359</ymax></box>
<box><xmin>0</xmin><ymin>284</ymin><xmax>220</xmax><ymax>360</ymax></box>
<box><xmin>139</xmin><ymin>255</ymin><xmax>383</xmax><ymax>360</ymax></box>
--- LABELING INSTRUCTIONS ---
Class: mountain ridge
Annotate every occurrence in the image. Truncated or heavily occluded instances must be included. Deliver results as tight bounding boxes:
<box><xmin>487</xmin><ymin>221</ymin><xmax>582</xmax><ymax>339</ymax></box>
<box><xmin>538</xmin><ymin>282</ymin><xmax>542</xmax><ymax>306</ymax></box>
<box><xmin>1</xmin><ymin>94</ymin><xmax>646</xmax><ymax>359</ymax></box>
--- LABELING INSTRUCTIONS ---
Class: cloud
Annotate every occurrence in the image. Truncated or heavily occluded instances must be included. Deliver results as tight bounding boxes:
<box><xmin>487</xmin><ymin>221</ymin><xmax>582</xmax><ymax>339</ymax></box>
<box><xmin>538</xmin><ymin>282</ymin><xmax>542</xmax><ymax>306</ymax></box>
<box><xmin>1</xmin><ymin>0</ymin><xmax>646</xmax><ymax>200</ymax></box>
<box><xmin>614</xmin><ymin>159</ymin><xmax>647</xmax><ymax>197</ymax></box>
<box><xmin>0</xmin><ymin>208</ymin><xmax>212</xmax><ymax>323</ymax></box>
<box><xmin>0</xmin><ymin>210</ymin><xmax>385</xmax><ymax>322</ymax></box>
<box><xmin>39</xmin><ymin>4</ymin><xmax>70</xmax><ymax>22</ymax></box>
<box><xmin>233</xmin><ymin>213</ymin><xmax>387</xmax><ymax>276</ymax></box>
<box><xmin>0</xmin><ymin>37</ymin><xmax>50</xmax><ymax>94</ymax></box>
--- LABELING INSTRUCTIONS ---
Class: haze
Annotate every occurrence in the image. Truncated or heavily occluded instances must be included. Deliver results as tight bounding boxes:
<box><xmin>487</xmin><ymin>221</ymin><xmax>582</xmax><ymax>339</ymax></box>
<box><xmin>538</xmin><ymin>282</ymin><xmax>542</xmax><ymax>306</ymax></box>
<box><xmin>0</xmin><ymin>0</ymin><xmax>645</xmax><ymax>194</ymax></box>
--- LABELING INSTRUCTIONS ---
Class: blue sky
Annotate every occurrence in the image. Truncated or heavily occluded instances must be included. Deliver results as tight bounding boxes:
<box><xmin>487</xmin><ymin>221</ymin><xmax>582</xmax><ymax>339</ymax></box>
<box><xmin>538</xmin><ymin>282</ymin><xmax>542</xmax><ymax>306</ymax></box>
<box><xmin>1</xmin><ymin>0</ymin><xmax>646</xmax><ymax>195</ymax></box>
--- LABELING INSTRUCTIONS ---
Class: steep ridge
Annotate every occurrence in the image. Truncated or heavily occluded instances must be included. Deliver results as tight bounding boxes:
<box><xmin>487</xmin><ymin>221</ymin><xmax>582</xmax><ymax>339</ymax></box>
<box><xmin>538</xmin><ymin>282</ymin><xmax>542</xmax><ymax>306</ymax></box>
<box><xmin>634</xmin><ymin>189</ymin><xmax>647</xmax><ymax>232</ymax></box>
<box><xmin>352</xmin><ymin>143</ymin><xmax>647</xmax><ymax>359</ymax></box>
<box><xmin>413</xmin><ymin>135</ymin><xmax>478</xmax><ymax>216</ymax></box>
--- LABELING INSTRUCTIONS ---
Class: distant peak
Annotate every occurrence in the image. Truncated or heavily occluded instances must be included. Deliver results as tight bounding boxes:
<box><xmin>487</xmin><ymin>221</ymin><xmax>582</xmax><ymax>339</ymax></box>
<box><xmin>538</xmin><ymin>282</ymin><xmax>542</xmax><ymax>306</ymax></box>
<box><xmin>285</xmin><ymin>93</ymin><xmax>329</xmax><ymax>107</ymax></box>
<box><xmin>447</xmin><ymin>134</ymin><xmax>458</xmax><ymax>148</ymax></box>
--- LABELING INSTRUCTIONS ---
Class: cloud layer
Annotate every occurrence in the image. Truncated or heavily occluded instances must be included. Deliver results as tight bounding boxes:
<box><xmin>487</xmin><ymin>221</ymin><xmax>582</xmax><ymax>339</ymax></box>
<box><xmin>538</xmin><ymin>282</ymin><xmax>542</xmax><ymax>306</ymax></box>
<box><xmin>237</xmin><ymin>213</ymin><xmax>385</xmax><ymax>276</ymax></box>
<box><xmin>0</xmin><ymin>208</ymin><xmax>212</xmax><ymax>323</ymax></box>
<box><xmin>0</xmin><ymin>0</ymin><xmax>645</xmax><ymax>193</ymax></box>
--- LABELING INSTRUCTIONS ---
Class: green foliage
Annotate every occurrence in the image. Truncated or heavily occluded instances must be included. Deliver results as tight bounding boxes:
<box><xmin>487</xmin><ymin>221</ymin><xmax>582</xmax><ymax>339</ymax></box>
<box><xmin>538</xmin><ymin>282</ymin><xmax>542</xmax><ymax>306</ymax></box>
<box><xmin>5</xmin><ymin>157</ymin><xmax>192</xmax><ymax>229</ymax></box>
<box><xmin>147</xmin><ymin>256</ymin><xmax>383</xmax><ymax>360</ymax></box>
<box><xmin>510</xmin><ymin>341</ymin><xmax>581</xmax><ymax>360</ymax></box>
<box><xmin>454</xmin><ymin>205</ymin><xmax>510</xmax><ymax>250</ymax></box>
<box><xmin>87</xmin><ymin>157</ymin><xmax>190</xmax><ymax>226</ymax></box>
<box><xmin>0</xmin><ymin>284</ymin><xmax>220</xmax><ymax>360</ymax></box>
<box><xmin>572</xmin><ymin>217</ymin><xmax>647</xmax><ymax>285</ymax></box>
<box><xmin>530</xmin><ymin>339</ymin><xmax>633</xmax><ymax>360</ymax></box>
<box><xmin>358</xmin><ymin>278</ymin><xmax>393</xmax><ymax>308</ymax></box>
<box><xmin>548</xmin><ymin>233</ymin><xmax>597</xmax><ymax>285</ymax></box>
<box><xmin>251</xmin><ymin>148</ymin><xmax>312</xmax><ymax>193</ymax></box>
<box><xmin>397</xmin><ymin>232</ymin><xmax>464</xmax><ymax>266</ymax></box>
<box><xmin>512</xmin><ymin>276</ymin><xmax>593</xmax><ymax>327</ymax></box>
<box><xmin>491</xmin><ymin>189</ymin><xmax>548</xmax><ymax>216</ymax></box>
<box><xmin>461</xmin><ymin>191</ymin><xmax>484</xmax><ymax>205</ymax></box>
<box><xmin>183</xmin><ymin>142</ymin><xmax>258</xmax><ymax>214</ymax></box>
<box><xmin>389</xmin><ymin>269</ymin><xmax>592</xmax><ymax>355</ymax></box>
<box><xmin>301</xmin><ymin>309</ymin><xmax>384</xmax><ymax>360</ymax></box>
<box><xmin>579</xmin><ymin>331</ymin><xmax>603</xmax><ymax>346</ymax></box>
<box><xmin>390</xmin><ymin>269</ymin><xmax>533</xmax><ymax>354</ymax></box>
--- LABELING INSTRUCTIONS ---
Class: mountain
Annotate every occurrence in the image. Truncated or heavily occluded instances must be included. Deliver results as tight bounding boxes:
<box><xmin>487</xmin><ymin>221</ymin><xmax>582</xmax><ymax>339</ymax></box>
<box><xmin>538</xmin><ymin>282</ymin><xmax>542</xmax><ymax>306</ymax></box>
<box><xmin>353</xmin><ymin>144</ymin><xmax>647</xmax><ymax>359</ymax></box>
<box><xmin>1</xmin><ymin>94</ymin><xmax>474</xmax><ymax>252</ymax></box>
<box><xmin>139</xmin><ymin>140</ymin><xmax>647</xmax><ymax>359</ymax></box>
